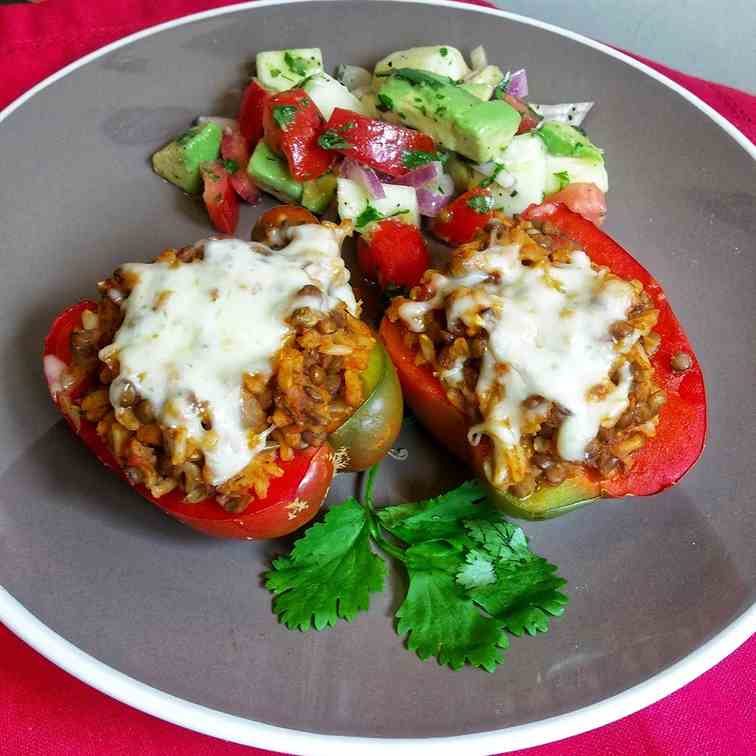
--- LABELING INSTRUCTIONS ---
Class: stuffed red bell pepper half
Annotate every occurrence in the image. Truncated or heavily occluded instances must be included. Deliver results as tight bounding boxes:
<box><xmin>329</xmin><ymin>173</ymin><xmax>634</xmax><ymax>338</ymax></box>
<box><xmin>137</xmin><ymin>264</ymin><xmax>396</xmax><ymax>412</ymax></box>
<box><xmin>43</xmin><ymin>208</ymin><xmax>402</xmax><ymax>539</ymax></box>
<box><xmin>381</xmin><ymin>203</ymin><xmax>706</xmax><ymax>519</ymax></box>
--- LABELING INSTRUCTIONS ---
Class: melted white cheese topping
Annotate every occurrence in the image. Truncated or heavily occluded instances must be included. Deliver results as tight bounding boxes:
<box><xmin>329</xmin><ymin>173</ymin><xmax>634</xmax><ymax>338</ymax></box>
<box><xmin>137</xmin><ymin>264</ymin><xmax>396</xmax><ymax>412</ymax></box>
<box><xmin>106</xmin><ymin>225</ymin><xmax>355</xmax><ymax>486</ymax></box>
<box><xmin>398</xmin><ymin>242</ymin><xmax>639</xmax><ymax>487</ymax></box>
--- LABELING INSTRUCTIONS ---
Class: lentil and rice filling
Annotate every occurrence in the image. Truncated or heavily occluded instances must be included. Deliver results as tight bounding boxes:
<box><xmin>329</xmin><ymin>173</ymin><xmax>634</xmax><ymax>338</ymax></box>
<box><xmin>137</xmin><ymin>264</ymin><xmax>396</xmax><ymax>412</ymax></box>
<box><xmin>386</xmin><ymin>216</ymin><xmax>666</xmax><ymax>498</ymax></box>
<box><xmin>66</xmin><ymin>223</ymin><xmax>374</xmax><ymax>513</ymax></box>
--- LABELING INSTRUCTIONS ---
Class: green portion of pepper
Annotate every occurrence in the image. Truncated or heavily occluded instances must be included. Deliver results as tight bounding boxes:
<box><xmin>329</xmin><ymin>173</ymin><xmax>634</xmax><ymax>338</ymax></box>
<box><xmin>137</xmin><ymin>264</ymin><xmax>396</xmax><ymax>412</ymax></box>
<box><xmin>328</xmin><ymin>341</ymin><xmax>403</xmax><ymax>471</ymax></box>
<box><xmin>486</xmin><ymin>474</ymin><xmax>600</xmax><ymax>520</ymax></box>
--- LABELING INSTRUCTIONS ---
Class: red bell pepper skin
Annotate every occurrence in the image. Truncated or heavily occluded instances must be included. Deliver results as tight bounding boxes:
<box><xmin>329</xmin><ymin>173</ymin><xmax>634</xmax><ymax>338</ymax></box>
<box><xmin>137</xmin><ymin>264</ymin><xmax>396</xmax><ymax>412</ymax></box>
<box><xmin>220</xmin><ymin>126</ymin><xmax>260</xmax><ymax>204</ymax></box>
<box><xmin>320</xmin><ymin>108</ymin><xmax>436</xmax><ymax>177</ymax></box>
<box><xmin>263</xmin><ymin>89</ymin><xmax>334</xmax><ymax>181</ymax></box>
<box><xmin>43</xmin><ymin>301</ymin><xmax>332</xmax><ymax>540</ymax></box>
<box><xmin>430</xmin><ymin>187</ymin><xmax>494</xmax><ymax>246</ymax></box>
<box><xmin>200</xmin><ymin>161</ymin><xmax>239</xmax><ymax>234</ymax></box>
<box><xmin>238</xmin><ymin>79</ymin><xmax>269</xmax><ymax>145</ymax></box>
<box><xmin>381</xmin><ymin>205</ymin><xmax>706</xmax><ymax>506</ymax></box>
<box><xmin>523</xmin><ymin>202</ymin><xmax>706</xmax><ymax>495</ymax></box>
<box><xmin>357</xmin><ymin>220</ymin><xmax>430</xmax><ymax>289</ymax></box>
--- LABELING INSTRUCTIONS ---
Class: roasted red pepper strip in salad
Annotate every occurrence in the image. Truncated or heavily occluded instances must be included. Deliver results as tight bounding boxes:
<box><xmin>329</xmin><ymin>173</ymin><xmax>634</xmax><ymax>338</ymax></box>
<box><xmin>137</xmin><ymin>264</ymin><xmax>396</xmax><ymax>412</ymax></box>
<box><xmin>357</xmin><ymin>219</ymin><xmax>430</xmax><ymax>290</ymax></box>
<box><xmin>238</xmin><ymin>79</ymin><xmax>269</xmax><ymax>146</ymax></box>
<box><xmin>263</xmin><ymin>89</ymin><xmax>334</xmax><ymax>181</ymax></box>
<box><xmin>381</xmin><ymin>205</ymin><xmax>706</xmax><ymax>519</ymax></box>
<box><xmin>430</xmin><ymin>187</ymin><xmax>494</xmax><ymax>246</ymax></box>
<box><xmin>319</xmin><ymin>108</ymin><xmax>437</xmax><ymax>178</ymax></box>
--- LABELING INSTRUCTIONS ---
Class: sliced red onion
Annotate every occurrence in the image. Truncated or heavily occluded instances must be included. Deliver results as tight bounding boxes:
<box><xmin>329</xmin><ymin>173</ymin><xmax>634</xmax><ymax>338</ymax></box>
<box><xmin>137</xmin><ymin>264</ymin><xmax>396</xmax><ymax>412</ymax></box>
<box><xmin>507</xmin><ymin>68</ymin><xmax>528</xmax><ymax>99</ymax></box>
<box><xmin>196</xmin><ymin>116</ymin><xmax>239</xmax><ymax>130</ymax></box>
<box><xmin>340</xmin><ymin>158</ymin><xmax>385</xmax><ymax>199</ymax></box>
<box><xmin>416</xmin><ymin>172</ymin><xmax>454</xmax><ymax>217</ymax></box>
<box><xmin>393</xmin><ymin>161</ymin><xmax>440</xmax><ymax>188</ymax></box>
<box><xmin>529</xmin><ymin>102</ymin><xmax>594</xmax><ymax>127</ymax></box>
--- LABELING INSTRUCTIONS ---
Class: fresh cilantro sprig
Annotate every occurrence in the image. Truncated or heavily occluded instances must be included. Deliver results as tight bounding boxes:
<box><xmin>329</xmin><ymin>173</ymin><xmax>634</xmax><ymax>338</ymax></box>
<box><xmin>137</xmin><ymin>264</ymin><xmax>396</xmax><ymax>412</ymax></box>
<box><xmin>264</xmin><ymin>465</ymin><xmax>568</xmax><ymax>673</ymax></box>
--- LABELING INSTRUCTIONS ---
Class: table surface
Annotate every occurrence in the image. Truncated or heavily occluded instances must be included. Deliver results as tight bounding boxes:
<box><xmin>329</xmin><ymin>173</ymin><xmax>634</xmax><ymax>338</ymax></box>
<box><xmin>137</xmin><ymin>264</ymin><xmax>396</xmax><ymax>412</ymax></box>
<box><xmin>491</xmin><ymin>0</ymin><xmax>755</xmax><ymax>92</ymax></box>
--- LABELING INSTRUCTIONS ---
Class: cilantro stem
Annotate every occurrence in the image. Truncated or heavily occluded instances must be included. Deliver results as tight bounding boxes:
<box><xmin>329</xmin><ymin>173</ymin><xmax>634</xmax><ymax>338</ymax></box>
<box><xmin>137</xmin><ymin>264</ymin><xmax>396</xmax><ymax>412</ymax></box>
<box><xmin>360</xmin><ymin>465</ymin><xmax>407</xmax><ymax>563</ymax></box>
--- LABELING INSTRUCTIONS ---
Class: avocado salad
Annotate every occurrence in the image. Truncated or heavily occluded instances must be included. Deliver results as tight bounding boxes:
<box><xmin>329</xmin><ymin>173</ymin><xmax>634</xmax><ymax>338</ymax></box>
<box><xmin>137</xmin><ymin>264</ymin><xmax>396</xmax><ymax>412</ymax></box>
<box><xmin>151</xmin><ymin>43</ymin><xmax>608</xmax><ymax>239</ymax></box>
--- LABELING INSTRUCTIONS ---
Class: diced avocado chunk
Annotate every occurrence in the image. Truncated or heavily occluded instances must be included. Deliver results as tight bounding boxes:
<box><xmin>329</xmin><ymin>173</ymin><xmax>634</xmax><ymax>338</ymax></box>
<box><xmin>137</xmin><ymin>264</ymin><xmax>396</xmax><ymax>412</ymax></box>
<box><xmin>536</xmin><ymin>121</ymin><xmax>604</xmax><ymax>163</ymax></box>
<box><xmin>248</xmin><ymin>141</ymin><xmax>303</xmax><ymax>202</ymax></box>
<box><xmin>302</xmin><ymin>172</ymin><xmax>337</xmax><ymax>214</ymax></box>
<box><xmin>460</xmin><ymin>64</ymin><xmax>505</xmax><ymax>101</ymax></box>
<box><xmin>256</xmin><ymin>48</ymin><xmax>323</xmax><ymax>92</ymax></box>
<box><xmin>151</xmin><ymin>122</ymin><xmax>222</xmax><ymax>194</ymax></box>
<box><xmin>378</xmin><ymin>69</ymin><xmax>521</xmax><ymax>163</ymax></box>
<box><xmin>373</xmin><ymin>45</ymin><xmax>469</xmax><ymax>89</ymax></box>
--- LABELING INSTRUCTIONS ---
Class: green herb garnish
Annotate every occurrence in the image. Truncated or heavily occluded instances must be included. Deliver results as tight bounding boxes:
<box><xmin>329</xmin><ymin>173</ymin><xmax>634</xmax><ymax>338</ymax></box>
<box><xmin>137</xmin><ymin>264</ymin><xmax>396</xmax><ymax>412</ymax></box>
<box><xmin>440</xmin><ymin>47</ymin><xmax>449</xmax><ymax>57</ymax></box>
<box><xmin>222</xmin><ymin>159</ymin><xmax>239</xmax><ymax>173</ymax></box>
<box><xmin>402</xmin><ymin>150</ymin><xmax>440</xmax><ymax>170</ymax></box>
<box><xmin>479</xmin><ymin>163</ymin><xmax>505</xmax><ymax>188</ymax></box>
<box><xmin>466</xmin><ymin>193</ymin><xmax>494</xmax><ymax>214</ymax></box>
<box><xmin>354</xmin><ymin>205</ymin><xmax>407</xmax><ymax>229</ymax></box>
<box><xmin>284</xmin><ymin>51</ymin><xmax>310</xmax><ymax>77</ymax></box>
<box><xmin>265</xmin><ymin>466</ymin><xmax>568</xmax><ymax>672</ymax></box>
<box><xmin>271</xmin><ymin>104</ymin><xmax>297</xmax><ymax>131</ymax></box>
<box><xmin>553</xmin><ymin>170</ymin><xmax>570</xmax><ymax>191</ymax></box>
<box><xmin>376</xmin><ymin>93</ymin><xmax>394</xmax><ymax>112</ymax></box>
<box><xmin>318</xmin><ymin>129</ymin><xmax>352</xmax><ymax>150</ymax></box>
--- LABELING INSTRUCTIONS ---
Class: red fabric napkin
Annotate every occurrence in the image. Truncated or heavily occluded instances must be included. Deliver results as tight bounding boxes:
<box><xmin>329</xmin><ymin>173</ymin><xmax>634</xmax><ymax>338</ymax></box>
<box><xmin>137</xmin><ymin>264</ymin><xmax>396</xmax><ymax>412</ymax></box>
<box><xmin>0</xmin><ymin>2</ymin><xmax>753</xmax><ymax>755</ymax></box>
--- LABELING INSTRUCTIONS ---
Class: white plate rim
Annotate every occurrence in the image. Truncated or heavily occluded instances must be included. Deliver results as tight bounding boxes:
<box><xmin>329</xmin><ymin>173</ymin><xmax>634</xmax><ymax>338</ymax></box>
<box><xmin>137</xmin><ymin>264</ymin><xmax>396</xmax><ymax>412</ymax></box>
<box><xmin>1</xmin><ymin>1</ymin><xmax>754</xmax><ymax>753</ymax></box>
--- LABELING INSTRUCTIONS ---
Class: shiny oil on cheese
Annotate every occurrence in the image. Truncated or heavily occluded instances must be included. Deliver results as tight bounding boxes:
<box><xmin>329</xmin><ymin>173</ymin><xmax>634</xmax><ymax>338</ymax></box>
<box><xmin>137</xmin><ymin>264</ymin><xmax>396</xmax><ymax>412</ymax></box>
<box><xmin>106</xmin><ymin>225</ymin><xmax>356</xmax><ymax>486</ymax></box>
<box><xmin>398</xmin><ymin>242</ymin><xmax>638</xmax><ymax>487</ymax></box>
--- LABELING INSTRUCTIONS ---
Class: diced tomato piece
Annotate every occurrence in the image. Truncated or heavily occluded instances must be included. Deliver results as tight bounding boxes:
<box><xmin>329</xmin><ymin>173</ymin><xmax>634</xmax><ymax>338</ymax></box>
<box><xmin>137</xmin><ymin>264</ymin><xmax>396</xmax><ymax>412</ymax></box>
<box><xmin>430</xmin><ymin>188</ymin><xmax>494</xmax><ymax>246</ymax></box>
<box><xmin>542</xmin><ymin>182</ymin><xmax>607</xmax><ymax>226</ymax></box>
<box><xmin>263</xmin><ymin>89</ymin><xmax>334</xmax><ymax>181</ymax></box>
<box><xmin>220</xmin><ymin>126</ymin><xmax>260</xmax><ymax>204</ymax></box>
<box><xmin>238</xmin><ymin>79</ymin><xmax>269</xmax><ymax>145</ymax></box>
<box><xmin>357</xmin><ymin>220</ymin><xmax>430</xmax><ymax>290</ymax></box>
<box><xmin>501</xmin><ymin>93</ymin><xmax>541</xmax><ymax>134</ymax></box>
<box><xmin>319</xmin><ymin>109</ymin><xmax>437</xmax><ymax>178</ymax></box>
<box><xmin>200</xmin><ymin>161</ymin><xmax>239</xmax><ymax>234</ymax></box>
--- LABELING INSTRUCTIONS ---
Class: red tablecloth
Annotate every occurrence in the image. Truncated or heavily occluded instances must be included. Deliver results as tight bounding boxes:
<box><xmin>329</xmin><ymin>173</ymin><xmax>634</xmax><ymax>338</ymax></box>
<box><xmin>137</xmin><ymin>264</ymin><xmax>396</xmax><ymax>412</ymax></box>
<box><xmin>1</xmin><ymin>2</ymin><xmax>754</xmax><ymax>754</ymax></box>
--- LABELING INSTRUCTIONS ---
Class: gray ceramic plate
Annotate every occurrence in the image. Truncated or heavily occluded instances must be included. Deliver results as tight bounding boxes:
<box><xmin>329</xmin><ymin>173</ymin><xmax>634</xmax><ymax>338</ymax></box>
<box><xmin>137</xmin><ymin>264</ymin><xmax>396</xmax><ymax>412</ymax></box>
<box><xmin>1</xmin><ymin>1</ymin><xmax>754</xmax><ymax>753</ymax></box>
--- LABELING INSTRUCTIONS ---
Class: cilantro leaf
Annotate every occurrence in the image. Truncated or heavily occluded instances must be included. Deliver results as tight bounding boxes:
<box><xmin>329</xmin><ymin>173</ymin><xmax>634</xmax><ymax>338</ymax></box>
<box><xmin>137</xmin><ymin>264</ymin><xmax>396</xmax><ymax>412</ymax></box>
<box><xmin>466</xmin><ymin>193</ymin><xmax>494</xmax><ymax>214</ymax></box>
<box><xmin>397</xmin><ymin>542</ymin><xmax>508</xmax><ymax>672</ymax></box>
<box><xmin>318</xmin><ymin>129</ymin><xmax>352</xmax><ymax>150</ymax></box>
<box><xmin>456</xmin><ymin>548</ymin><xmax>496</xmax><ymax>590</ymax></box>
<box><xmin>377</xmin><ymin>479</ymin><xmax>491</xmax><ymax>544</ymax></box>
<box><xmin>284</xmin><ymin>51</ymin><xmax>310</xmax><ymax>77</ymax></box>
<box><xmin>265</xmin><ymin>498</ymin><xmax>387</xmax><ymax>631</ymax></box>
<box><xmin>272</xmin><ymin>104</ymin><xmax>297</xmax><ymax>131</ymax></box>
<box><xmin>354</xmin><ymin>205</ymin><xmax>407</xmax><ymax>230</ymax></box>
<box><xmin>402</xmin><ymin>150</ymin><xmax>441</xmax><ymax>170</ymax></box>
<box><xmin>460</xmin><ymin>519</ymin><xmax>568</xmax><ymax>637</ymax></box>
<box><xmin>221</xmin><ymin>159</ymin><xmax>239</xmax><ymax>174</ymax></box>
<box><xmin>553</xmin><ymin>170</ymin><xmax>570</xmax><ymax>191</ymax></box>
<box><xmin>479</xmin><ymin>162</ymin><xmax>505</xmax><ymax>189</ymax></box>
<box><xmin>376</xmin><ymin>93</ymin><xmax>394</xmax><ymax>113</ymax></box>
